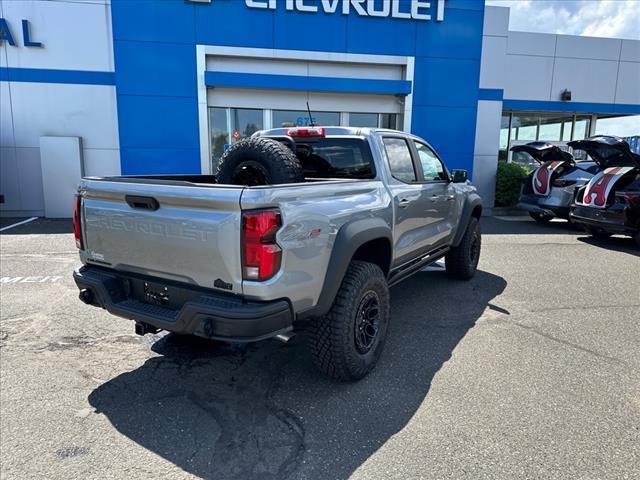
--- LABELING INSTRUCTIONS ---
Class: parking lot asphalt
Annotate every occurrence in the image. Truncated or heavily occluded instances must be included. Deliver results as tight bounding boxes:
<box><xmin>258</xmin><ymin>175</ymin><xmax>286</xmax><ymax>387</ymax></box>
<box><xmin>1</xmin><ymin>217</ymin><xmax>639</xmax><ymax>480</ymax></box>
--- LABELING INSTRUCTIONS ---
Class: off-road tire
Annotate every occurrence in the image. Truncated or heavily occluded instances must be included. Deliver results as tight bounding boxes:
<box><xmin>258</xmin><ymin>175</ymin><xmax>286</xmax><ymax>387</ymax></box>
<box><xmin>308</xmin><ymin>261</ymin><xmax>390</xmax><ymax>381</ymax></box>
<box><xmin>584</xmin><ymin>226</ymin><xmax>613</xmax><ymax>239</ymax></box>
<box><xmin>216</xmin><ymin>137</ymin><xmax>304</xmax><ymax>186</ymax></box>
<box><xmin>445</xmin><ymin>217</ymin><xmax>481</xmax><ymax>280</ymax></box>
<box><xmin>529</xmin><ymin>211</ymin><xmax>553</xmax><ymax>223</ymax></box>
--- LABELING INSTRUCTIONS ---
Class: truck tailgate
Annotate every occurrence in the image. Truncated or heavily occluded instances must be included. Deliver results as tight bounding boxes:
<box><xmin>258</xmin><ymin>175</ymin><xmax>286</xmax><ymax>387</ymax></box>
<box><xmin>79</xmin><ymin>179</ymin><xmax>244</xmax><ymax>294</ymax></box>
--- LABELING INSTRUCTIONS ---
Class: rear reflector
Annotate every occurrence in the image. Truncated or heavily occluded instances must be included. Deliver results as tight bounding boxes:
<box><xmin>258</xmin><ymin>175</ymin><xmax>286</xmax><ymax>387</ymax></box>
<box><xmin>242</xmin><ymin>209</ymin><xmax>282</xmax><ymax>281</ymax></box>
<box><xmin>286</xmin><ymin>127</ymin><xmax>325</xmax><ymax>138</ymax></box>
<box><xmin>73</xmin><ymin>194</ymin><xmax>83</xmax><ymax>249</ymax></box>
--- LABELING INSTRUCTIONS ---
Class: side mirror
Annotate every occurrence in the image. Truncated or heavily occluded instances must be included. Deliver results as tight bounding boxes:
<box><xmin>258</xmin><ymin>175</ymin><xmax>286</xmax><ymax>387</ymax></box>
<box><xmin>451</xmin><ymin>169</ymin><xmax>468</xmax><ymax>183</ymax></box>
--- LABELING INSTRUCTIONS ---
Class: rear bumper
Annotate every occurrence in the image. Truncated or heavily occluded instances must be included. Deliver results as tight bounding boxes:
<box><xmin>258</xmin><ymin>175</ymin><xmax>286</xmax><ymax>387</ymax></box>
<box><xmin>517</xmin><ymin>199</ymin><xmax>569</xmax><ymax>218</ymax></box>
<box><xmin>73</xmin><ymin>266</ymin><xmax>293</xmax><ymax>342</ymax></box>
<box><xmin>570</xmin><ymin>205</ymin><xmax>639</xmax><ymax>236</ymax></box>
<box><xmin>518</xmin><ymin>191</ymin><xmax>574</xmax><ymax>218</ymax></box>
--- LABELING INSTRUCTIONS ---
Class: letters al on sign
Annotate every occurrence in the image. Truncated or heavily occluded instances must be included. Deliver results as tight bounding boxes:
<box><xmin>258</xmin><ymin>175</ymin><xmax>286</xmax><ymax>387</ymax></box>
<box><xmin>188</xmin><ymin>0</ymin><xmax>446</xmax><ymax>22</ymax></box>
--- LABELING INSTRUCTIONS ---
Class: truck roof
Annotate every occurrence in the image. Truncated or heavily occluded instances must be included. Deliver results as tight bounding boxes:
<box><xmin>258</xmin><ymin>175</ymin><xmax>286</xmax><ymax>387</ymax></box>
<box><xmin>255</xmin><ymin>126</ymin><xmax>406</xmax><ymax>138</ymax></box>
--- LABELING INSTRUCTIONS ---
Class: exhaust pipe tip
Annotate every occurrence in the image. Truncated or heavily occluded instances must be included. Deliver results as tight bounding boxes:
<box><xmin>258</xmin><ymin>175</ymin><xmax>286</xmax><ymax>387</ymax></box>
<box><xmin>274</xmin><ymin>332</ymin><xmax>295</xmax><ymax>343</ymax></box>
<box><xmin>79</xmin><ymin>289</ymin><xmax>94</xmax><ymax>305</ymax></box>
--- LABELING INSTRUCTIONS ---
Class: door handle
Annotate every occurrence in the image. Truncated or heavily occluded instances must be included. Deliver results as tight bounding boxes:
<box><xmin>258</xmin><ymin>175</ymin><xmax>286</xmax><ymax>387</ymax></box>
<box><xmin>125</xmin><ymin>195</ymin><xmax>160</xmax><ymax>211</ymax></box>
<box><xmin>398</xmin><ymin>198</ymin><xmax>411</xmax><ymax>208</ymax></box>
<box><xmin>430</xmin><ymin>195</ymin><xmax>439</xmax><ymax>202</ymax></box>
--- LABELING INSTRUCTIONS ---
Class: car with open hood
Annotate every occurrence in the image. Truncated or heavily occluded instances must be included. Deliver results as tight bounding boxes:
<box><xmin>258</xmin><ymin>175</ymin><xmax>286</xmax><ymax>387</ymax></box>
<box><xmin>569</xmin><ymin>135</ymin><xmax>640</xmax><ymax>247</ymax></box>
<box><xmin>514</xmin><ymin>142</ymin><xmax>601</xmax><ymax>223</ymax></box>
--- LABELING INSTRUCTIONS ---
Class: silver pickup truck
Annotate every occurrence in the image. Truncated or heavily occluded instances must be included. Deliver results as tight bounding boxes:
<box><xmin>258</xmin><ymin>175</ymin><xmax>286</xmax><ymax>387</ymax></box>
<box><xmin>73</xmin><ymin>127</ymin><xmax>483</xmax><ymax>380</ymax></box>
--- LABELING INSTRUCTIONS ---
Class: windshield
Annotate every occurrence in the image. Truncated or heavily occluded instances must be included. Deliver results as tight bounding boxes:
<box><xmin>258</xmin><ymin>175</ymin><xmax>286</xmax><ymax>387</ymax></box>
<box><xmin>294</xmin><ymin>137</ymin><xmax>376</xmax><ymax>179</ymax></box>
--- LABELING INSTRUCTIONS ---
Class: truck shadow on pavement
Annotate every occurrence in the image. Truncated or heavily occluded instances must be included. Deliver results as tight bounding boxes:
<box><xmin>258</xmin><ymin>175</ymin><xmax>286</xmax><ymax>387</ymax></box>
<box><xmin>88</xmin><ymin>270</ymin><xmax>507</xmax><ymax>480</ymax></box>
<box><xmin>577</xmin><ymin>235</ymin><xmax>639</xmax><ymax>257</ymax></box>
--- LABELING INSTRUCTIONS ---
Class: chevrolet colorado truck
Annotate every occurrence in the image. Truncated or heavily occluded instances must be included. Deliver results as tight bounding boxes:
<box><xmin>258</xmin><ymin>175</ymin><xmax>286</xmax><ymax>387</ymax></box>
<box><xmin>73</xmin><ymin>127</ymin><xmax>483</xmax><ymax>380</ymax></box>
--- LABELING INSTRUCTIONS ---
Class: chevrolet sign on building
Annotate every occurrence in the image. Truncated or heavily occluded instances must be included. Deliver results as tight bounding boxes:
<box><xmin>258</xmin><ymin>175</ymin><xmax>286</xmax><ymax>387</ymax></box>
<box><xmin>0</xmin><ymin>0</ymin><xmax>638</xmax><ymax>217</ymax></box>
<box><xmin>244</xmin><ymin>0</ymin><xmax>446</xmax><ymax>21</ymax></box>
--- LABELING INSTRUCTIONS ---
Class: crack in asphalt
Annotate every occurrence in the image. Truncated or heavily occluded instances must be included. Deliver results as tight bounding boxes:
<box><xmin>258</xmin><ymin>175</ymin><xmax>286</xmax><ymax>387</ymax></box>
<box><xmin>509</xmin><ymin>321</ymin><xmax>626</xmax><ymax>366</ymax></box>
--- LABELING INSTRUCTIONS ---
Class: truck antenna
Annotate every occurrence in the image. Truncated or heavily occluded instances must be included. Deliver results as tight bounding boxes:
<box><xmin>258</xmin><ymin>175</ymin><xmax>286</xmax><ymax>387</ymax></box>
<box><xmin>306</xmin><ymin>101</ymin><xmax>315</xmax><ymax>127</ymax></box>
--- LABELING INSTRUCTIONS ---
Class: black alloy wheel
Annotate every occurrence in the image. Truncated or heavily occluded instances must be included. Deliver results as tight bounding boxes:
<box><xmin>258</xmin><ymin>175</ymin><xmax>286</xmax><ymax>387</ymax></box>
<box><xmin>354</xmin><ymin>291</ymin><xmax>381</xmax><ymax>354</ymax></box>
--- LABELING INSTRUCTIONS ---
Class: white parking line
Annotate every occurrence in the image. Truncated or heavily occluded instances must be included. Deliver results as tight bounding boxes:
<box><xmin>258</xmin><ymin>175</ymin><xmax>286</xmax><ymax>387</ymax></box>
<box><xmin>0</xmin><ymin>217</ymin><xmax>38</xmax><ymax>232</ymax></box>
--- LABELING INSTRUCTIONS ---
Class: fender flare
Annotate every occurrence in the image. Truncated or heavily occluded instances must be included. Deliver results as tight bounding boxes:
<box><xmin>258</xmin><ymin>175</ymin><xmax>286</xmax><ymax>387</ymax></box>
<box><xmin>298</xmin><ymin>218</ymin><xmax>392</xmax><ymax>320</ymax></box>
<box><xmin>452</xmin><ymin>194</ymin><xmax>483</xmax><ymax>247</ymax></box>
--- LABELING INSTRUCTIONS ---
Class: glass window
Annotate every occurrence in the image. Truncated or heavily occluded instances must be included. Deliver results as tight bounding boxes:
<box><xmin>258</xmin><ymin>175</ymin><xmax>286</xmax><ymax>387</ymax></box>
<box><xmin>294</xmin><ymin>138</ymin><xmax>375</xmax><ymax>179</ymax></box>
<box><xmin>595</xmin><ymin>114</ymin><xmax>639</xmax><ymax>137</ymax></box>
<box><xmin>414</xmin><ymin>142</ymin><xmax>446</xmax><ymax>181</ymax></box>
<box><xmin>574</xmin><ymin>115</ymin><xmax>591</xmax><ymax>140</ymax></box>
<box><xmin>230</xmin><ymin>108</ymin><xmax>263</xmax><ymax>144</ymax></box>
<box><xmin>538</xmin><ymin>115</ymin><xmax>565</xmax><ymax>141</ymax></box>
<box><xmin>381</xmin><ymin>113</ymin><xmax>401</xmax><ymax>130</ymax></box>
<box><xmin>561</xmin><ymin>119</ymin><xmax>573</xmax><ymax>141</ymax></box>
<box><xmin>383</xmin><ymin>137</ymin><xmax>416</xmax><ymax>183</ymax></box>
<box><xmin>511</xmin><ymin>115</ymin><xmax>538</xmax><ymax>141</ymax></box>
<box><xmin>349</xmin><ymin>113</ymin><xmax>378</xmax><ymax>127</ymax></box>
<box><xmin>209</xmin><ymin>107</ymin><xmax>229</xmax><ymax>167</ymax></box>
<box><xmin>272</xmin><ymin>110</ymin><xmax>340</xmax><ymax>128</ymax></box>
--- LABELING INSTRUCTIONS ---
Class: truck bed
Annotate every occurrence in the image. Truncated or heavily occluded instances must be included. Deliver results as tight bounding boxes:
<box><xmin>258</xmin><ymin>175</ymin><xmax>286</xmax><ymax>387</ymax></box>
<box><xmin>78</xmin><ymin>175</ymin><xmax>387</xmax><ymax>305</ymax></box>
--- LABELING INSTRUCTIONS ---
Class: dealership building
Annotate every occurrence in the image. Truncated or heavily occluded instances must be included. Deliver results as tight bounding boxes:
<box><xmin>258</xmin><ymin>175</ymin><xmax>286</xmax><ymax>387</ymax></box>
<box><xmin>1</xmin><ymin>0</ymin><xmax>639</xmax><ymax>217</ymax></box>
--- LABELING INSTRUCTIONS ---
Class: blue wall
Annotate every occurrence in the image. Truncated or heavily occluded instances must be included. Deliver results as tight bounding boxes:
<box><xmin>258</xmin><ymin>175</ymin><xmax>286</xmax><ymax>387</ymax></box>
<box><xmin>111</xmin><ymin>0</ymin><xmax>485</xmax><ymax>175</ymax></box>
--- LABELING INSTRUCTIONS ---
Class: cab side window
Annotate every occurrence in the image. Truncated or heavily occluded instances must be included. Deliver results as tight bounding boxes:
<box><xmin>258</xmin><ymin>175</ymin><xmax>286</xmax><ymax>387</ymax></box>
<box><xmin>415</xmin><ymin>142</ymin><xmax>447</xmax><ymax>182</ymax></box>
<box><xmin>383</xmin><ymin>137</ymin><xmax>416</xmax><ymax>183</ymax></box>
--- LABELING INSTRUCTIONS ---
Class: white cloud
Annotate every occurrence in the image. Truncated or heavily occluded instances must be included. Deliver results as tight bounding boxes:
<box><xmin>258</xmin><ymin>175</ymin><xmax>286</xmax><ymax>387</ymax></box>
<box><xmin>486</xmin><ymin>0</ymin><xmax>640</xmax><ymax>40</ymax></box>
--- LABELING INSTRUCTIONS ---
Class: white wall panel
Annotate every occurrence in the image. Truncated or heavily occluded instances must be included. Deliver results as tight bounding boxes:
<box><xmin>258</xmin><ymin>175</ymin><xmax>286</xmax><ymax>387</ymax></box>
<box><xmin>15</xmin><ymin>146</ymin><xmax>44</xmax><ymax>212</ymax></box>
<box><xmin>556</xmin><ymin>35</ymin><xmax>621</xmax><ymax>61</ymax></box>
<box><xmin>483</xmin><ymin>6</ymin><xmax>509</xmax><ymax>37</ymax></box>
<box><xmin>474</xmin><ymin>100</ymin><xmax>503</xmax><ymax>156</ymax></box>
<box><xmin>504</xmin><ymin>55</ymin><xmax>554</xmax><ymax>101</ymax></box>
<box><xmin>551</xmin><ymin>58</ymin><xmax>618</xmax><ymax>103</ymax></box>
<box><xmin>307</xmin><ymin>62</ymin><xmax>403</xmax><ymax>80</ymax></box>
<box><xmin>0</xmin><ymin>82</ymin><xmax>15</xmax><ymax>147</ymax></box>
<box><xmin>480</xmin><ymin>36</ymin><xmax>506</xmax><ymax>89</ymax></box>
<box><xmin>209</xmin><ymin>87</ymin><xmax>307</xmax><ymax>110</ymax></box>
<box><xmin>83</xmin><ymin>148</ymin><xmax>121</xmax><ymax>178</ymax></box>
<box><xmin>472</xmin><ymin>155</ymin><xmax>497</xmax><ymax>211</ymax></box>
<box><xmin>472</xmin><ymin>101</ymin><xmax>502</xmax><ymax>209</ymax></box>
<box><xmin>206</xmin><ymin>56</ymin><xmax>404</xmax><ymax>80</ymax></box>
<box><xmin>39</xmin><ymin>136</ymin><xmax>82</xmax><ymax>218</ymax></box>
<box><xmin>507</xmin><ymin>32</ymin><xmax>556</xmax><ymax>57</ymax></box>
<box><xmin>208</xmin><ymin>88</ymin><xmax>402</xmax><ymax>113</ymax></box>
<box><xmin>207</xmin><ymin>57</ymin><xmax>307</xmax><ymax>76</ymax></box>
<box><xmin>0</xmin><ymin>147</ymin><xmax>21</xmax><ymax>211</ymax></box>
<box><xmin>8</xmin><ymin>83</ymin><xmax>118</xmax><ymax>149</ymax></box>
<box><xmin>0</xmin><ymin>147</ymin><xmax>44</xmax><ymax>213</ymax></box>
<box><xmin>0</xmin><ymin>0</ymin><xmax>114</xmax><ymax>71</ymax></box>
<box><xmin>307</xmin><ymin>91</ymin><xmax>402</xmax><ymax>113</ymax></box>
<box><xmin>620</xmin><ymin>40</ymin><xmax>640</xmax><ymax>63</ymax></box>
<box><xmin>616</xmin><ymin>62</ymin><xmax>640</xmax><ymax>105</ymax></box>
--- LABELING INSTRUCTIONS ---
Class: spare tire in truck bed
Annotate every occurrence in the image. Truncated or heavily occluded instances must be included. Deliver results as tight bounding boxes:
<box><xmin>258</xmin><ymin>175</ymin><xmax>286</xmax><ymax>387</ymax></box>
<box><xmin>216</xmin><ymin>137</ymin><xmax>304</xmax><ymax>186</ymax></box>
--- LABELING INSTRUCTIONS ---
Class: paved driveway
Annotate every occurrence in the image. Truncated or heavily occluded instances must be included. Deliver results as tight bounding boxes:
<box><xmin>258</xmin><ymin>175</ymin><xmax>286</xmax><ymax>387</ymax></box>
<box><xmin>1</xmin><ymin>217</ymin><xmax>638</xmax><ymax>479</ymax></box>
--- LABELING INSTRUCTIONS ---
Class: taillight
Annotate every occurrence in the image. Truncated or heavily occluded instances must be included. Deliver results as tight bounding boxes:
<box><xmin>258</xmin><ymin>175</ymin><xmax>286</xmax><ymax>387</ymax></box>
<box><xmin>286</xmin><ymin>127</ymin><xmax>325</xmax><ymax>138</ymax></box>
<box><xmin>552</xmin><ymin>179</ymin><xmax>577</xmax><ymax>188</ymax></box>
<box><xmin>73</xmin><ymin>194</ymin><xmax>83</xmax><ymax>249</ymax></box>
<box><xmin>241</xmin><ymin>209</ymin><xmax>282</xmax><ymax>281</ymax></box>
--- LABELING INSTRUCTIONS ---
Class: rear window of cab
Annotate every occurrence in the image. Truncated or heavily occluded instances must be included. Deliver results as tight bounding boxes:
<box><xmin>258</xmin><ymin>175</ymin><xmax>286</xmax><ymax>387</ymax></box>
<box><xmin>293</xmin><ymin>138</ymin><xmax>376</xmax><ymax>179</ymax></box>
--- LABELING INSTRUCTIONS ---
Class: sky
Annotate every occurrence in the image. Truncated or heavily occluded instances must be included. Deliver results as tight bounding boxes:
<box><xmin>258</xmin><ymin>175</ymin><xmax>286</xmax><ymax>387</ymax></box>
<box><xmin>485</xmin><ymin>0</ymin><xmax>640</xmax><ymax>40</ymax></box>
